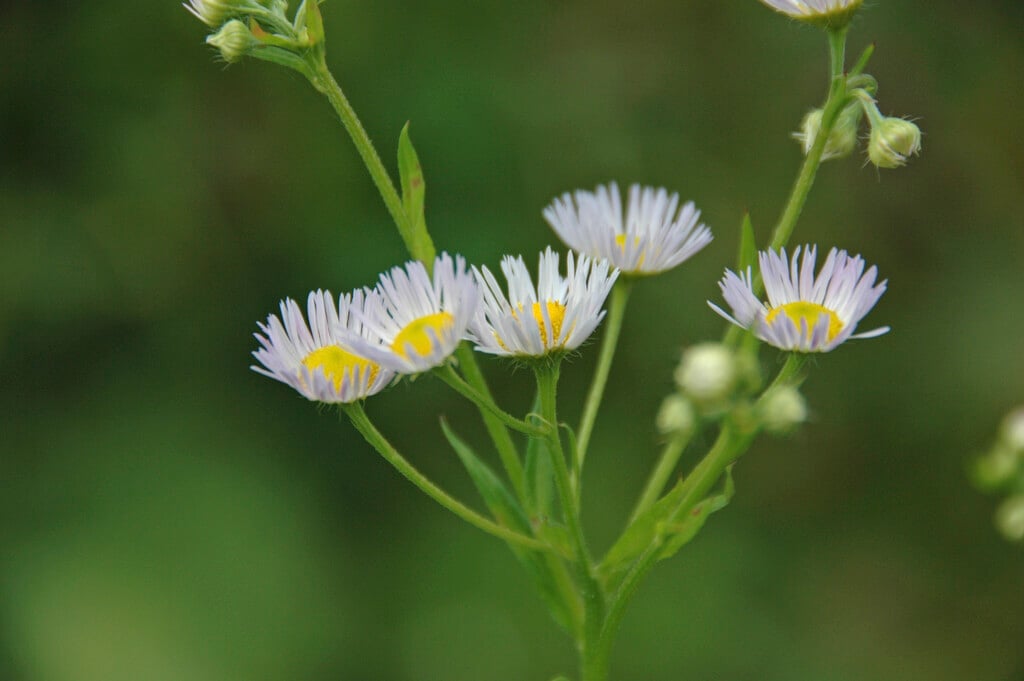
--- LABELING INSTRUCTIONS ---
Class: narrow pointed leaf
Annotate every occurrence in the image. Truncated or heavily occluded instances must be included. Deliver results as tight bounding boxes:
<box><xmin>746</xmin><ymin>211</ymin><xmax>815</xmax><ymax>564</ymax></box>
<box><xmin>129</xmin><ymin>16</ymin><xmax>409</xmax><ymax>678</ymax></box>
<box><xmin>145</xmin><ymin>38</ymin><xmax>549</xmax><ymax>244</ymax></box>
<box><xmin>656</xmin><ymin>466</ymin><xmax>735</xmax><ymax>561</ymax></box>
<box><xmin>440</xmin><ymin>419</ymin><xmax>576</xmax><ymax>633</ymax></box>
<box><xmin>398</xmin><ymin>123</ymin><xmax>427</xmax><ymax>233</ymax></box>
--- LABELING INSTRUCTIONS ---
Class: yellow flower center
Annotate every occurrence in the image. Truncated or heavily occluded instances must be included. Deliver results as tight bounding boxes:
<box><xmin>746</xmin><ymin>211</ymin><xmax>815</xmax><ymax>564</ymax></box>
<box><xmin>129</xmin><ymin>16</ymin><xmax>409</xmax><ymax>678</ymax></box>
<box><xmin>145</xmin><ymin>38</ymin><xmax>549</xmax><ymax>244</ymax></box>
<box><xmin>615</xmin><ymin>233</ymin><xmax>646</xmax><ymax>268</ymax></box>
<box><xmin>392</xmin><ymin>311</ymin><xmax>454</xmax><ymax>359</ymax></box>
<box><xmin>530</xmin><ymin>301</ymin><xmax>567</xmax><ymax>347</ymax></box>
<box><xmin>765</xmin><ymin>301</ymin><xmax>844</xmax><ymax>342</ymax></box>
<box><xmin>302</xmin><ymin>345</ymin><xmax>379</xmax><ymax>390</ymax></box>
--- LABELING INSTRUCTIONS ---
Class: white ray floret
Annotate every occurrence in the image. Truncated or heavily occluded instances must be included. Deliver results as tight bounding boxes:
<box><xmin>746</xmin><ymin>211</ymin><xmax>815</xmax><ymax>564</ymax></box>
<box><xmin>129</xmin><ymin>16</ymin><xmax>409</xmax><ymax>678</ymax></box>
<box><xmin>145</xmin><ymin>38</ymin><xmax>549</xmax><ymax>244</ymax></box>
<box><xmin>470</xmin><ymin>247</ymin><xmax>619</xmax><ymax>357</ymax></box>
<box><xmin>252</xmin><ymin>289</ymin><xmax>394</xmax><ymax>403</ymax></box>
<box><xmin>348</xmin><ymin>253</ymin><xmax>480</xmax><ymax>374</ymax></box>
<box><xmin>758</xmin><ymin>0</ymin><xmax>862</xmax><ymax>20</ymax></box>
<box><xmin>543</xmin><ymin>182</ymin><xmax>713</xmax><ymax>276</ymax></box>
<box><xmin>709</xmin><ymin>245</ymin><xmax>888</xmax><ymax>353</ymax></box>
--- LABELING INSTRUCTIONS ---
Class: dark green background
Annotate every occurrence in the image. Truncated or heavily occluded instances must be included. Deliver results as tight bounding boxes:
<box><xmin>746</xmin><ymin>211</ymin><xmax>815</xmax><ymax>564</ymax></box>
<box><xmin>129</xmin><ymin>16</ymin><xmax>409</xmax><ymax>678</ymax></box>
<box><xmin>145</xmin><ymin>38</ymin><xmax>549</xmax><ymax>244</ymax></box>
<box><xmin>3</xmin><ymin>1</ymin><xmax>1023</xmax><ymax>679</ymax></box>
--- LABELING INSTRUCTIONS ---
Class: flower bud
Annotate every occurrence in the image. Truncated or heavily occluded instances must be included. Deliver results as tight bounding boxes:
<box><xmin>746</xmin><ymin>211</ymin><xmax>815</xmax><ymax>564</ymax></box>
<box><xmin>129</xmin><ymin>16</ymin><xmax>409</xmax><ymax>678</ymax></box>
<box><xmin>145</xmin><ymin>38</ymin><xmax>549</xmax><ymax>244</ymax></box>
<box><xmin>995</xmin><ymin>495</ymin><xmax>1024</xmax><ymax>542</ymax></box>
<box><xmin>758</xmin><ymin>385</ymin><xmax>807</xmax><ymax>434</ymax></box>
<box><xmin>973</xmin><ymin>445</ymin><xmax>1020</xmax><ymax>490</ymax></box>
<box><xmin>183</xmin><ymin>0</ymin><xmax>242</xmax><ymax>27</ymax></box>
<box><xmin>868</xmin><ymin>117</ymin><xmax>922</xmax><ymax>169</ymax></box>
<box><xmin>794</xmin><ymin>104</ymin><xmax>860</xmax><ymax>161</ymax></box>
<box><xmin>999</xmin><ymin>407</ymin><xmax>1024</xmax><ymax>454</ymax></box>
<box><xmin>207</xmin><ymin>19</ymin><xmax>257</xmax><ymax>63</ymax></box>
<box><xmin>674</xmin><ymin>343</ymin><xmax>737</xmax><ymax>407</ymax></box>
<box><xmin>656</xmin><ymin>394</ymin><xmax>696</xmax><ymax>435</ymax></box>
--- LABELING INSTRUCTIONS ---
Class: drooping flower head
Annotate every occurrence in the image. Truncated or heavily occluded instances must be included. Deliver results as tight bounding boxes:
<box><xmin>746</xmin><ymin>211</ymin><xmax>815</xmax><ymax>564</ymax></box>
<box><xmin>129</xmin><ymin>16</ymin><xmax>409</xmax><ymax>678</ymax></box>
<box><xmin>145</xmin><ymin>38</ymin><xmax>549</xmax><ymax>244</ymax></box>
<box><xmin>183</xmin><ymin>0</ymin><xmax>243</xmax><ymax>26</ymax></box>
<box><xmin>470</xmin><ymin>247</ymin><xmax>619</xmax><ymax>357</ymax></box>
<box><xmin>349</xmin><ymin>253</ymin><xmax>480</xmax><ymax>374</ymax></box>
<box><xmin>252</xmin><ymin>289</ymin><xmax>393</xmax><ymax>403</ymax></box>
<box><xmin>757</xmin><ymin>0</ymin><xmax>863</xmax><ymax>28</ymax></box>
<box><xmin>710</xmin><ymin>245</ymin><xmax>888</xmax><ymax>353</ymax></box>
<box><xmin>543</xmin><ymin>182</ymin><xmax>712</xmax><ymax>276</ymax></box>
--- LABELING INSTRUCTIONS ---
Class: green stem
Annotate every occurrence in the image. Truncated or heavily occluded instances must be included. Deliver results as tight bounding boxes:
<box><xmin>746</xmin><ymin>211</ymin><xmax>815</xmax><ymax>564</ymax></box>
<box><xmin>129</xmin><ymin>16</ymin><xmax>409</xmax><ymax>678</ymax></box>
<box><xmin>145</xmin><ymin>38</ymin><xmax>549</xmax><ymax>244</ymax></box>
<box><xmin>575</xmin><ymin>280</ymin><xmax>633</xmax><ymax>486</ymax></box>
<box><xmin>455</xmin><ymin>344</ymin><xmax>527</xmax><ymax>501</ymax></box>
<box><xmin>768</xmin><ymin>27</ymin><xmax>849</xmax><ymax>254</ymax></box>
<box><xmin>436</xmin><ymin>364</ymin><xmax>547</xmax><ymax>438</ymax></box>
<box><xmin>305</xmin><ymin>57</ymin><xmax>436</xmax><ymax>265</ymax></box>
<box><xmin>594</xmin><ymin>422</ymin><xmax>755</xmax><ymax>676</ymax></box>
<box><xmin>343</xmin><ymin>402</ymin><xmax>547</xmax><ymax>551</ymax></box>
<box><xmin>627</xmin><ymin>426</ymin><xmax>695</xmax><ymax>524</ymax></box>
<box><xmin>534</xmin><ymin>361</ymin><xmax>606</xmax><ymax>677</ymax></box>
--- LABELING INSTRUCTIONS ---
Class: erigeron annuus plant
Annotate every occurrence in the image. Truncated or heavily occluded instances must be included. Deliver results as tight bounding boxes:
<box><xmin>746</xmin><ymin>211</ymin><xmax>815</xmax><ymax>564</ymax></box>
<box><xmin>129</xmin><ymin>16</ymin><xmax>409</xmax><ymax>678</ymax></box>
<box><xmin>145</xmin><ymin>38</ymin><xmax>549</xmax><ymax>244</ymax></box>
<box><xmin>185</xmin><ymin>1</ymin><xmax>921</xmax><ymax>678</ymax></box>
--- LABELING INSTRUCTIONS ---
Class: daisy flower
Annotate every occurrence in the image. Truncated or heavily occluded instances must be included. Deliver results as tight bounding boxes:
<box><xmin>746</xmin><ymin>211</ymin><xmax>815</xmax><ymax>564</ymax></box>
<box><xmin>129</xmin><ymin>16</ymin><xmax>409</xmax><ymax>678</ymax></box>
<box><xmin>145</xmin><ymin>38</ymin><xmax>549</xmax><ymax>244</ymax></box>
<box><xmin>348</xmin><ymin>253</ymin><xmax>480</xmax><ymax>374</ymax></box>
<box><xmin>542</xmin><ymin>182</ymin><xmax>712</xmax><ymax>276</ymax></box>
<box><xmin>757</xmin><ymin>0</ymin><xmax>863</xmax><ymax>26</ymax></box>
<box><xmin>709</xmin><ymin>245</ymin><xmax>888</xmax><ymax>353</ymax></box>
<box><xmin>252</xmin><ymin>289</ymin><xmax>393</xmax><ymax>403</ymax></box>
<box><xmin>470</xmin><ymin>247</ymin><xmax>619</xmax><ymax>357</ymax></box>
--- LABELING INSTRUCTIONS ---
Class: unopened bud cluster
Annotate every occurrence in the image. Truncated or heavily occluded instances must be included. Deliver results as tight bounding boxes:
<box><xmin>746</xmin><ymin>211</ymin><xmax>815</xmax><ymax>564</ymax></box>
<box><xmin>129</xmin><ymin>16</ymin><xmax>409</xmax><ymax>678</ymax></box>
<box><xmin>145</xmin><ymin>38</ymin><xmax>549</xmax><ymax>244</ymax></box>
<box><xmin>973</xmin><ymin>407</ymin><xmax>1024</xmax><ymax>542</ymax></box>
<box><xmin>184</xmin><ymin>0</ymin><xmax>326</xmax><ymax>67</ymax></box>
<box><xmin>659</xmin><ymin>344</ymin><xmax>807</xmax><ymax>437</ymax></box>
<box><xmin>794</xmin><ymin>67</ymin><xmax>920</xmax><ymax>170</ymax></box>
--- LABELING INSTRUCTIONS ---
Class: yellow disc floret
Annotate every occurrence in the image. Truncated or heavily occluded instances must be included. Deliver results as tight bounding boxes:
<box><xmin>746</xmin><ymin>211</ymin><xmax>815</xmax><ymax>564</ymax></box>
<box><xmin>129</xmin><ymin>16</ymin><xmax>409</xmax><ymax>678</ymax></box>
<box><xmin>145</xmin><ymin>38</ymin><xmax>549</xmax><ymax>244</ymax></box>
<box><xmin>530</xmin><ymin>301</ymin><xmax>567</xmax><ymax>347</ymax></box>
<box><xmin>765</xmin><ymin>301</ymin><xmax>844</xmax><ymax>342</ymax></box>
<box><xmin>615</xmin><ymin>233</ymin><xmax>646</xmax><ymax>268</ymax></box>
<box><xmin>392</xmin><ymin>312</ymin><xmax>455</xmax><ymax>359</ymax></box>
<box><xmin>302</xmin><ymin>345</ymin><xmax>379</xmax><ymax>390</ymax></box>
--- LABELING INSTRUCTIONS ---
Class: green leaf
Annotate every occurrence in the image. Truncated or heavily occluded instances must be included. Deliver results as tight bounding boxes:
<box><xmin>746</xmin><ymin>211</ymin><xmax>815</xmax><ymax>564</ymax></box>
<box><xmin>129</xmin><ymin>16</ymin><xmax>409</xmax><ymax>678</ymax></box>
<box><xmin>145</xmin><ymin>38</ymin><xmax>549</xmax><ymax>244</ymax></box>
<box><xmin>440</xmin><ymin>419</ymin><xmax>530</xmax><ymax>533</ymax></box>
<box><xmin>440</xmin><ymin>419</ymin><xmax>577</xmax><ymax>633</ymax></box>
<box><xmin>599</xmin><ymin>467</ymin><xmax>736</xmax><ymax>591</ymax></box>
<box><xmin>398</xmin><ymin>122</ymin><xmax>427</xmax><ymax>241</ymax></box>
<box><xmin>737</xmin><ymin>212</ymin><xmax>757</xmax><ymax>272</ymax></box>
<box><xmin>656</xmin><ymin>466</ymin><xmax>735</xmax><ymax>561</ymax></box>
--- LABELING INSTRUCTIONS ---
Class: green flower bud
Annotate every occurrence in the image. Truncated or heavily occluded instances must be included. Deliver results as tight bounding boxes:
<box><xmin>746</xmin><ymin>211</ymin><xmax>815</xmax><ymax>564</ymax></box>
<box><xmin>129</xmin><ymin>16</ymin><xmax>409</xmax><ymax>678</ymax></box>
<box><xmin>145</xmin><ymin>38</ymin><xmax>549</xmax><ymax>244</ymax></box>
<box><xmin>656</xmin><ymin>394</ymin><xmax>696</xmax><ymax>435</ymax></box>
<box><xmin>207</xmin><ymin>19</ymin><xmax>257</xmax><ymax>63</ymax></box>
<box><xmin>758</xmin><ymin>385</ymin><xmax>807</xmax><ymax>435</ymax></box>
<box><xmin>794</xmin><ymin>103</ymin><xmax>861</xmax><ymax>161</ymax></box>
<box><xmin>868</xmin><ymin>117</ymin><xmax>922</xmax><ymax>169</ymax></box>
<box><xmin>995</xmin><ymin>495</ymin><xmax>1024</xmax><ymax>542</ymax></box>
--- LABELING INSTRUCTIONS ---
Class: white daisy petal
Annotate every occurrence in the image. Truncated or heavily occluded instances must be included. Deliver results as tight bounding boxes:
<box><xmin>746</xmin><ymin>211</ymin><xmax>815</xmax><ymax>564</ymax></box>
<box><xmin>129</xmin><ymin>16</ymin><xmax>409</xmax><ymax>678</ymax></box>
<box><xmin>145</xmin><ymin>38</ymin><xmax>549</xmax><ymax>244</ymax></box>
<box><xmin>542</xmin><ymin>182</ymin><xmax>713</xmax><ymax>275</ymax></box>
<box><xmin>710</xmin><ymin>245</ymin><xmax>888</xmax><ymax>353</ymax></box>
<box><xmin>251</xmin><ymin>290</ymin><xmax>394</xmax><ymax>403</ymax></box>
<box><xmin>469</xmin><ymin>247</ymin><xmax>619</xmax><ymax>357</ymax></box>
<box><xmin>344</xmin><ymin>253</ymin><xmax>480</xmax><ymax>374</ymax></box>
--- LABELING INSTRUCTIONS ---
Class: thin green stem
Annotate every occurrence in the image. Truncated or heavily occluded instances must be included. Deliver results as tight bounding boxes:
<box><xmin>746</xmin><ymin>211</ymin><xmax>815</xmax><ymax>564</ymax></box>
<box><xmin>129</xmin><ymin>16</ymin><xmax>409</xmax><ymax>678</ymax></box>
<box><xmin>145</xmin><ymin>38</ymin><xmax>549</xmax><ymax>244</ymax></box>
<box><xmin>305</xmin><ymin>57</ymin><xmax>436</xmax><ymax>265</ymax></box>
<box><xmin>455</xmin><ymin>344</ymin><xmax>527</xmax><ymax>501</ymax></box>
<box><xmin>627</xmin><ymin>426</ymin><xmax>696</xmax><ymax>524</ymax></box>
<box><xmin>575</xmin><ymin>280</ymin><xmax>633</xmax><ymax>486</ymax></box>
<box><xmin>436</xmin><ymin>364</ymin><xmax>547</xmax><ymax>438</ymax></box>
<box><xmin>534</xmin><ymin>361</ymin><xmax>606</xmax><ymax>678</ymax></box>
<box><xmin>343</xmin><ymin>402</ymin><xmax>547</xmax><ymax>551</ymax></box>
<box><xmin>767</xmin><ymin>27</ymin><xmax>849</xmax><ymax>254</ymax></box>
<box><xmin>593</xmin><ymin>422</ymin><xmax>755</xmax><ymax>676</ymax></box>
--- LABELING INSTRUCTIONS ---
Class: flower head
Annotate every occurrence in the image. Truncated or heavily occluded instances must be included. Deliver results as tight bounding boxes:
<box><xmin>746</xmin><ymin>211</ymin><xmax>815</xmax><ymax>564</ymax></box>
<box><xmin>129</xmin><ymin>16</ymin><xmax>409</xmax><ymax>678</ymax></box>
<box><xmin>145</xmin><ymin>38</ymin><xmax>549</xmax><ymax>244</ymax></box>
<box><xmin>469</xmin><ymin>247</ymin><xmax>618</xmax><ymax>357</ymax></box>
<box><xmin>252</xmin><ymin>290</ymin><xmax>393</xmax><ymax>403</ymax></box>
<box><xmin>348</xmin><ymin>253</ymin><xmax>479</xmax><ymax>374</ymax></box>
<box><xmin>758</xmin><ymin>0</ymin><xmax>863</xmax><ymax>28</ymax></box>
<box><xmin>710</xmin><ymin>245</ymin><xmax>888</xmax><ymax>353</ymax></box>
<box><xmin>543</xmin><ymin>182</ymin><xmax>712</xmax><ymax>276</ymax></box>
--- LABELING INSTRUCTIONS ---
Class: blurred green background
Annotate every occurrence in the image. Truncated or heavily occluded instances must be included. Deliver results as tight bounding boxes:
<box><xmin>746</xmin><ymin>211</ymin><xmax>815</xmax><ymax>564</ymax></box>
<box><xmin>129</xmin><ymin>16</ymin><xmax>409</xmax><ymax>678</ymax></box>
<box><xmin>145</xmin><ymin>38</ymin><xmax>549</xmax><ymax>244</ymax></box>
<box><xmin>3</xmin><ymin>1</ymin><xmax>1024</xmax><ymax>679</ymax></box>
